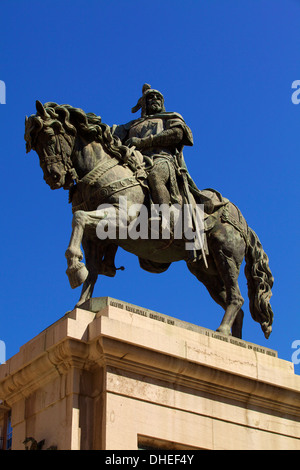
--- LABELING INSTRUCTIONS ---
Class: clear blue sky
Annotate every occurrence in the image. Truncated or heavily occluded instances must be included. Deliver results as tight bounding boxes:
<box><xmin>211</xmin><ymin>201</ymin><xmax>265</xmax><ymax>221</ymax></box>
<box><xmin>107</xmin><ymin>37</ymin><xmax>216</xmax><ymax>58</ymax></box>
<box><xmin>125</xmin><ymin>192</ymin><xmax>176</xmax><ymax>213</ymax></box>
<box><xmin>0</xmin><ymin>0</ymin><xmax>299</xmax><ymax>374</ymax></box>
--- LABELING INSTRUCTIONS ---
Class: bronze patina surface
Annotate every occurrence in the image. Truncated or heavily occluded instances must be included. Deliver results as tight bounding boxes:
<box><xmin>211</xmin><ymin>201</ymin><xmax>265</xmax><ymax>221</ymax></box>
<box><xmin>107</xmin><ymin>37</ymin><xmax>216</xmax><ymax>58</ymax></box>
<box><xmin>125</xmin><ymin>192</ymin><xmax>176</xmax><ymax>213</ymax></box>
<box><xmin>25</xmin><ymin>85</ymin><xmax>274</xmax><ymax>340</ymax></box>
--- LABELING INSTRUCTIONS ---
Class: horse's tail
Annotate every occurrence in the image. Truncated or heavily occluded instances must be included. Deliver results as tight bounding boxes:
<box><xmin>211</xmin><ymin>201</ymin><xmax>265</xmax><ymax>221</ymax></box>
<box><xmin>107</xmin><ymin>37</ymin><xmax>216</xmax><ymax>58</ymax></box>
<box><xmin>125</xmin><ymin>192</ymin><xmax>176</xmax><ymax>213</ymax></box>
<box><xmin>244</xmin><ymin>227</ymin><xmax>274</xmax><ymax>339</ymax></box>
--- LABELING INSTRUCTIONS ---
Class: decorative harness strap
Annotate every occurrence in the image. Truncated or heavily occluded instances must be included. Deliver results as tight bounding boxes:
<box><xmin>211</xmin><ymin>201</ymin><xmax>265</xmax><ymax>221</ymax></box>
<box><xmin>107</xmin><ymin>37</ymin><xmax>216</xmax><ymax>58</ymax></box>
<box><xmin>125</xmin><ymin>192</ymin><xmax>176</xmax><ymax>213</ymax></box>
<box><xmin>78</xmin><ymin>157</ymin><xmax>120</xmax><ymax>186</ymax></box>
<box><xmin>71</xmin><ymin>155</ymin><xmax>146</xmax><ymax>213</ymax></box>
<box><xmin>221</xmin><ymin>204</ymin><xmax>249</xmax><ymax>245</ymax></box>
<box><xmin>72</xmin><ymin>176</ymin><xmax>141</xmax><ymax>213</ymax></box>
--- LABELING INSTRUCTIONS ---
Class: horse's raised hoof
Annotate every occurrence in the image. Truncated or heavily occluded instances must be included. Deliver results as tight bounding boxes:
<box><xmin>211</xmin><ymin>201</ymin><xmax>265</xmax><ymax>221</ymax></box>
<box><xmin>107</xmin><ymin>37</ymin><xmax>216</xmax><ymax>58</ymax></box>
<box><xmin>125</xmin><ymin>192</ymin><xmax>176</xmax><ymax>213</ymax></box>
<box><xmin>66</xmin><ymin>262</ymin><xmax>89</xmax><ymax>289</ymax></box>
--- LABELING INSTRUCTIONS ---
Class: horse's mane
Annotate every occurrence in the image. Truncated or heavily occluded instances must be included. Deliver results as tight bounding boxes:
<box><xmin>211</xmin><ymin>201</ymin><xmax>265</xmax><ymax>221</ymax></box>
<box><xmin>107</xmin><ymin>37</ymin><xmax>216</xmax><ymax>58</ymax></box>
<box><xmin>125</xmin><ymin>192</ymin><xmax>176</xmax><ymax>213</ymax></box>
<box><xmin>25</xmin><ymin>102</ymin><xmax>130</xmax><ymax>162</ymax></box>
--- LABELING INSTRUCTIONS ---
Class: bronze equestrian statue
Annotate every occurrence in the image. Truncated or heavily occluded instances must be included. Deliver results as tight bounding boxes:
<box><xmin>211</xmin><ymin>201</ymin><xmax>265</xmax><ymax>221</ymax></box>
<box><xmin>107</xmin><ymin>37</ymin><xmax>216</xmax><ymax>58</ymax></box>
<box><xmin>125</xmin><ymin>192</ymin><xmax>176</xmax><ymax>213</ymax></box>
<box><xmin>24</xmin><ymin>85</ymin><xmax>274</xmax><ymax>340</ymax></box>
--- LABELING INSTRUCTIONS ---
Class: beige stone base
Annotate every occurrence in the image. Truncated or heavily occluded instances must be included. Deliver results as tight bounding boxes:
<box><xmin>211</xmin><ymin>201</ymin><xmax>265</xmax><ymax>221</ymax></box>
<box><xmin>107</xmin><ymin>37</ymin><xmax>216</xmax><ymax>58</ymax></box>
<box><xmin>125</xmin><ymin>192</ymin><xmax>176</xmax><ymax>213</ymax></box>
<box><xmin>0</xmin><ymin>297</ymin><xmax>299</xmax><ymax>450</ymax></box>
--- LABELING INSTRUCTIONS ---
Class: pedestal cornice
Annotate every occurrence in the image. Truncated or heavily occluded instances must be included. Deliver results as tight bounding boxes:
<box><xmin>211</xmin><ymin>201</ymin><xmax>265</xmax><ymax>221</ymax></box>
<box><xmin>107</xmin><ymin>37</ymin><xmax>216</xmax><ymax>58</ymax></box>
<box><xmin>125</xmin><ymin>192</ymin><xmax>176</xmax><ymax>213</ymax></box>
<box><xmin>0</xmin><ymin>297</ymin><xmax>299</xmax><ymax>450</ymax></box>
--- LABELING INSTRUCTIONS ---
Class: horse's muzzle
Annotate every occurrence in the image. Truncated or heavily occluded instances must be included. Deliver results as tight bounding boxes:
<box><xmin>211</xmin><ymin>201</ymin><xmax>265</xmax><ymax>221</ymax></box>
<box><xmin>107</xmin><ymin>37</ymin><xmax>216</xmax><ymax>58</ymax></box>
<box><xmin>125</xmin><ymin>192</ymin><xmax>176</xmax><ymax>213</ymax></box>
<box><xmin>44</xmin><ymin>170</ymin><xmax>66</xmax><ymax>190</ymax></box>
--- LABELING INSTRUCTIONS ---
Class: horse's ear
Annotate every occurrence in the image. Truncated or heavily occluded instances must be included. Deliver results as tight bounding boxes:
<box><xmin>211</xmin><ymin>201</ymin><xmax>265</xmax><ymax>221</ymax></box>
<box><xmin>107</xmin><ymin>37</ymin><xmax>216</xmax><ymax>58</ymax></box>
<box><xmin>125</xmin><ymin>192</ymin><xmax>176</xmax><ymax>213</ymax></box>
<box><xmin>36</xmin><ymin>100</ymin><xmax>48</xmax><ymax>118</ymax></box>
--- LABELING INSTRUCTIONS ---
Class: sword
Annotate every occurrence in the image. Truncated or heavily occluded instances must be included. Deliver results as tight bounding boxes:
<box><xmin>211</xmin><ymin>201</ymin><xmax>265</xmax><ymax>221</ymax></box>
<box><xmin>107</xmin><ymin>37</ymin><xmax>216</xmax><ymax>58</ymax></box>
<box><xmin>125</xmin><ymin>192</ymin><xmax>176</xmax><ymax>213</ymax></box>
<box><xmin>180</xmin><ymin>168</ymin><xmax>208</xmax><ymax>269</ymax></box>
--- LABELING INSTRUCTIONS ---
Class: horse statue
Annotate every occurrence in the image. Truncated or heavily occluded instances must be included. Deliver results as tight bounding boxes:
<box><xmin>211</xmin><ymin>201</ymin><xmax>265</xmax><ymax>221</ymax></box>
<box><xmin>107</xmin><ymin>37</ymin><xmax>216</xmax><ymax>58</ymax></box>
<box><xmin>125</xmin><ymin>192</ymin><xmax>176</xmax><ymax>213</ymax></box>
<box><xmin>24</xmin><ymin>100</ymin><xmax>274</xmax><ymax>340</ymax></box>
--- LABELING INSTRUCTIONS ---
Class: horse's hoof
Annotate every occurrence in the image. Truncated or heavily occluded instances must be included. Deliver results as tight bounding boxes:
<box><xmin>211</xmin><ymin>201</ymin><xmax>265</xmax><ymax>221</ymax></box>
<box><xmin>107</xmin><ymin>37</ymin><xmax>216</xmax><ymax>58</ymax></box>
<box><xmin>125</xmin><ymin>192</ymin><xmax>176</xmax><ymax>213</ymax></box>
<box><xmin>216</xmin><ymin>325</ymin><xmax>231</xmax><ymax>336</ymax></box>
<box><xmin>66</xmin><ymin>262</ymin><xmax>89</xmax><ymax>289</ymax></box>
<box><xmin>74</xmin><ymin>300</ymin><xmax>86</xmax><ymax>309</ymax></box>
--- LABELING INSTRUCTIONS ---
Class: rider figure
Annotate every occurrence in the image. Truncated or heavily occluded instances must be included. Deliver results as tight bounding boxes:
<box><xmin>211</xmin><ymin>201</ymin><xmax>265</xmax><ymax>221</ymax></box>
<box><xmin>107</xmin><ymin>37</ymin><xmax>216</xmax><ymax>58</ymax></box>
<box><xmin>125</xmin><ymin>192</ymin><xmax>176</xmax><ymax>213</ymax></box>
<box><xmin>112</xmin><ymin>84</ymin><xmax>194</xmax><ymax>207</ymax></box>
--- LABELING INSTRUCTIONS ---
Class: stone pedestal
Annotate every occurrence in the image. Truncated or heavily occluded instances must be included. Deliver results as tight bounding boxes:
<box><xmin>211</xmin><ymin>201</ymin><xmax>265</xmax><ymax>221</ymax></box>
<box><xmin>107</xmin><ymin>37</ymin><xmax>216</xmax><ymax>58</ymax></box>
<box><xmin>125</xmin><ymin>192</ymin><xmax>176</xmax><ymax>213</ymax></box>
<box><xmin>0</xmin><ymin>297</ymin><xmax>299</xmax><ymax>450</ymax></box>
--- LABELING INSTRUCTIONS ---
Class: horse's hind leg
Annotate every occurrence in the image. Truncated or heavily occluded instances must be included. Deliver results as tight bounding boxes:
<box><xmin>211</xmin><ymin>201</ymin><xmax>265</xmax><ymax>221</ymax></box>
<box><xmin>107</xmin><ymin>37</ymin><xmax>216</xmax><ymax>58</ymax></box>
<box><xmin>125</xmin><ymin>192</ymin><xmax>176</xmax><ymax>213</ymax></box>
<box><xmin>214</xmin><ymin>249</ymin><xmax>244</xmax><ymax>336</ymax></box>
<box><xmin>188</xmin><ymin>261</ymin><xmax>244</xmax><ymax>338</ymax></box>
<box><xmin>232</xmin><ymin>309</ymin><xmax>244</xmax><ymax>339</ymax></box>
<box><xmin>204</xmin><ymin>280</ymin><xmax>244</xmax><ymax>339</ymax></box>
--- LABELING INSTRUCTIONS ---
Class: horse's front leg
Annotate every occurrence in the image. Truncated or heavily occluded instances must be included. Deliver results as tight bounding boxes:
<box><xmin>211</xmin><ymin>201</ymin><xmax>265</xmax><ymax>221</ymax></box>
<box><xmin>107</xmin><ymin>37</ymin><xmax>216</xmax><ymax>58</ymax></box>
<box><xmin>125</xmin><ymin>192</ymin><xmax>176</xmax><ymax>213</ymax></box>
<box><xmin>65</xmin><ymin>210</ymin><xmax>102</xmax><ymax>289</ymax></box>
<box><xmin>74</xmin><ymin>238</ymin><xmax>100</xmax><ymax>307</ymax></box>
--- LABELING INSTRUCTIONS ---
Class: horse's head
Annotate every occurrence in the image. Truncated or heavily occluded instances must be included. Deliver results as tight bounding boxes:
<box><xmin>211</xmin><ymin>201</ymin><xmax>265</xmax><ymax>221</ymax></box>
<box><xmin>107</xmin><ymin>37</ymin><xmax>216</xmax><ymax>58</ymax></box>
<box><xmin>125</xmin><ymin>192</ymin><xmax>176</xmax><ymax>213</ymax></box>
<box><xmin>25</xmin><ymin>101</ymin><xmax>78</xmax><ymax>190</ymax></box>
<box><xmin>25</xmin><ymin>101</ymin><xmax>142</xmax><ymax>191</ymax></box>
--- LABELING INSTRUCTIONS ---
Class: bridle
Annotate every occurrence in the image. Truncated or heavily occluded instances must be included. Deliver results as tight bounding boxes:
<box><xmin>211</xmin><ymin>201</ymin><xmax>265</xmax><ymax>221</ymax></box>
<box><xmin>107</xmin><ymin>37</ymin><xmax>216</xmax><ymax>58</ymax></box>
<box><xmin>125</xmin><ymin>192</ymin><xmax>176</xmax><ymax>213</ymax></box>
<box><xmin>39</xmin><ymin>130</ymin><xmax>78</xmax><ymax>183</ymax></box>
